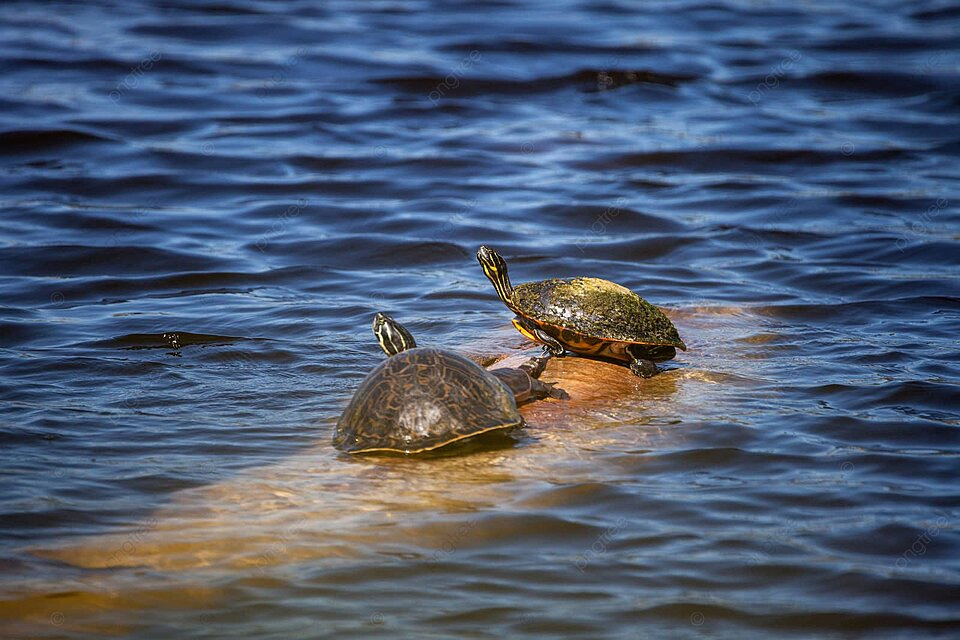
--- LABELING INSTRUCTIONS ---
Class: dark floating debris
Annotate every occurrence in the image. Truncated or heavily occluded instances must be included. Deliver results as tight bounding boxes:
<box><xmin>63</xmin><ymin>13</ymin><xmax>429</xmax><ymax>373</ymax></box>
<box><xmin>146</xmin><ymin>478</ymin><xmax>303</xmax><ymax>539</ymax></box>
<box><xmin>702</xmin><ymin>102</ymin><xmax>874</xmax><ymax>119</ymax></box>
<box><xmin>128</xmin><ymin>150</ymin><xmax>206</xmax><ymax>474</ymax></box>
<box><xmin>90</xmin><ymin>332</ymin><xmax>248</xmax><ymax>351</ymax></box>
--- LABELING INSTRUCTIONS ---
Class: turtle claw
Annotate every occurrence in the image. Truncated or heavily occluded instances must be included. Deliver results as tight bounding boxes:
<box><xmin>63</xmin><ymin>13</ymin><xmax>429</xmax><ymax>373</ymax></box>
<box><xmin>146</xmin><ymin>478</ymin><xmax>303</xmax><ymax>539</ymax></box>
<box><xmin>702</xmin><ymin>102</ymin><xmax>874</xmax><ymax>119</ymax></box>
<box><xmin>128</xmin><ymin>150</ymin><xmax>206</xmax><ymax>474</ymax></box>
<box><xmin>629</xmin><ymin>359</ymin><xmax>658</xmax><ymax>378</ymax></box>
<box><xmin>546</xmin><ymin>344</ymin><xmax>565</xmax><ymax>357</ymax></box>
<box><xmin>546</xmin><ymin>382</ymin><xmax>570</xmax><ymax>400</ymax></box>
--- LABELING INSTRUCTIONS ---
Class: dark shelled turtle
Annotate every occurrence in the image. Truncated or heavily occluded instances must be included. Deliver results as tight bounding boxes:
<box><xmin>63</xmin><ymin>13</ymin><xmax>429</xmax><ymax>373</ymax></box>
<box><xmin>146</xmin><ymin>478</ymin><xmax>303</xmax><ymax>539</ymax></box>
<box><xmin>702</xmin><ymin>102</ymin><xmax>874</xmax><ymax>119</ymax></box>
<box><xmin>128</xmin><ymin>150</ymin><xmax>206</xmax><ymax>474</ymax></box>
<box><xmin>333</xmin><ymin>313</ymin><xmax>562</xmax><ymax>455</ymax></box>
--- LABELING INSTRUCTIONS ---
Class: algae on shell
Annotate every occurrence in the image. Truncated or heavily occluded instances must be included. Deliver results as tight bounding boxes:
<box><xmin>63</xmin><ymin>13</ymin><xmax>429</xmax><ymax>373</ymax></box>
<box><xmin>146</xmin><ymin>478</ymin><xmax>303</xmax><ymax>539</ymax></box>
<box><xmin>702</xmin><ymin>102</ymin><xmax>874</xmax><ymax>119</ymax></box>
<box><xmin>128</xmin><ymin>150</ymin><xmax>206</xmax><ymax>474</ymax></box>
<box><xmin>512</xmin><ymin>277</ymin><xmax>685</xmax><ymax>347</ymax></box>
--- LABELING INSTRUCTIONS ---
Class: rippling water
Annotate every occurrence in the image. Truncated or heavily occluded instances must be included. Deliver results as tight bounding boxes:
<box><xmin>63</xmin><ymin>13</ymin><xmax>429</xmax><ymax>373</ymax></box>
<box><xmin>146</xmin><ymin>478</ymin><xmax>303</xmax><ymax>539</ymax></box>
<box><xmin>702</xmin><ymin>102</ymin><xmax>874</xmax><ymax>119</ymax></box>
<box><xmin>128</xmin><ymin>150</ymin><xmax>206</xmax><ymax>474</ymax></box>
<box><xmin>2</xmin><ymin>0</ymin><xmax>959</xmax><ymax>637</ymax></box>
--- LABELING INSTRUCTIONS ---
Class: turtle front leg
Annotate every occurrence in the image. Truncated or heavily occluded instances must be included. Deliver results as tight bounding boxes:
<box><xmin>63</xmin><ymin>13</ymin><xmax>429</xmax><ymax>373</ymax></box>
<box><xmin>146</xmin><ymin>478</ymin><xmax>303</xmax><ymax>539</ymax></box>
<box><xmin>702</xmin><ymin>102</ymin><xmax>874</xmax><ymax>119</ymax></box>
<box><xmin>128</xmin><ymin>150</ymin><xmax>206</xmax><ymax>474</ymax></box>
<box><xmin>515</xmin><ymin>354</ymin><xmax>569</xmax><ymax>400</ymax></box>
<box><xmin>518</xmin><ymin>352</ymin><xmax>552</xmax><ymax>378</ymax></box>
<box><xmin>626</xmin><ymin>345</ymin><xmax>659</xmax><ymax>378</ymax></box>
<box><xmin>512</xmin><ymin>316</ymin><xmax>566</xmax><ymax>357</ymax></box>
<box><xmin>532</xmin><ymin>327</ymin><xmax>565</xmax><ymax>357</ymax></box>
<box><xmin>515</xmin><ymin>348</ymin><xmax>568</xmax><ymax>400</ymax></box>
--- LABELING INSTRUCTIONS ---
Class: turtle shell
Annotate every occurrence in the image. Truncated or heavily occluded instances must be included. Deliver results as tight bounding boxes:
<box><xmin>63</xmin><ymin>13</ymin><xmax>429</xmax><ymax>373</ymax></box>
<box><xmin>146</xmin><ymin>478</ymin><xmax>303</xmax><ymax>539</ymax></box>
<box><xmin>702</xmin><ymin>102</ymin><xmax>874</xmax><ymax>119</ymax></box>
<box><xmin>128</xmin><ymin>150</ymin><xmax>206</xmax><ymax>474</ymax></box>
<box><xmin>512</xmin><ymin>277</ymin><xmax>686</xmax><ymax>349</ymax></box>
<box><xmin>333</xmin><ymin>347</ymin><xmax>521</xmax><ymax>454</ymax></box>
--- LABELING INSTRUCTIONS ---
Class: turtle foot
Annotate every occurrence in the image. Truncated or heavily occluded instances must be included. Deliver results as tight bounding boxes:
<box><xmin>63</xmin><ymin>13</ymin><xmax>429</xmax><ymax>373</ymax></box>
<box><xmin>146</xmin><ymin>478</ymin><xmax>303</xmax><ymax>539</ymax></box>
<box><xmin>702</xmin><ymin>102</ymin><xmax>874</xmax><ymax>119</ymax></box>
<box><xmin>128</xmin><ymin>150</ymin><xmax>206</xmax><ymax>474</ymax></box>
<box><xmin>546</xmin><ymin>382</ymin><xmax>570</xmax><ymax>400</ymax></box>
<box><xmin>629</xmin><ymin>359</ymin><xmax>658</xmax><ymax>378</ymax></box>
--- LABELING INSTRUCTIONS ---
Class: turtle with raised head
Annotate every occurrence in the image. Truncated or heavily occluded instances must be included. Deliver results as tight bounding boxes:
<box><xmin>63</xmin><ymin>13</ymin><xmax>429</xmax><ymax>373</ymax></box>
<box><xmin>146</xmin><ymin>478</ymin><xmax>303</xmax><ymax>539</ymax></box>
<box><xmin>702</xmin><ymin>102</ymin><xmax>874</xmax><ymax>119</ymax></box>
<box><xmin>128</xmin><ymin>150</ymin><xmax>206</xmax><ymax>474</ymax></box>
<box><xmin>333</xmin><ymin>313</ymin><xmax>563</xmax><ymax>455</ymax></box>
<box><xmin>476</xmin><ymin>245</ymin><xmax>686</xmax><ymax>377</ymax></box>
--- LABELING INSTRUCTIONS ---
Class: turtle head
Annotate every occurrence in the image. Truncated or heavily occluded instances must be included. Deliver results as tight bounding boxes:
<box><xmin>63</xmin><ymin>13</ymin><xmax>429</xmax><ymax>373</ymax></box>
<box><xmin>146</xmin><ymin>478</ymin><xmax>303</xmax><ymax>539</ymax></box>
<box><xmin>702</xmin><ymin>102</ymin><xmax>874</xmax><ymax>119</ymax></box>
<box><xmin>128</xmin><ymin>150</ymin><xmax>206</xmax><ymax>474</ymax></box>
<box><xmin>477</xmin><ymin>246</ymin><xmax>515</xmax><ymax>309</ymax></box>
<box><xmin>372</xmin><ymin>312</ymin><xmax>417</xmax><ymax>357</ymax></box>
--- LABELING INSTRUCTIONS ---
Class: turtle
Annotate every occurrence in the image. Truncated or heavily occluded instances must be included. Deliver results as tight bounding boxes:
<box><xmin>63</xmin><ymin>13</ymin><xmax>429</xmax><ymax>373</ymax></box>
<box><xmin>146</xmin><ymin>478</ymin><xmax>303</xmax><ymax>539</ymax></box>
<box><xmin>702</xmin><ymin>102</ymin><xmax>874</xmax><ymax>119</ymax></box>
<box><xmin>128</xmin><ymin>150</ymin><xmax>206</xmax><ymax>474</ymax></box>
<box><xmin>476</xmin><ymin>245</ymin><xmax>686</xmax><ymax>377</ymax></box>
<box><xmin>371</xmin><ymin>312</ymin><xmax>566</xmax><ymax>404</ymax></box>
<box><xmin>332</xmin><ymin>314</ymin><xmax>559</xmax><ymax>455</ymax></box>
